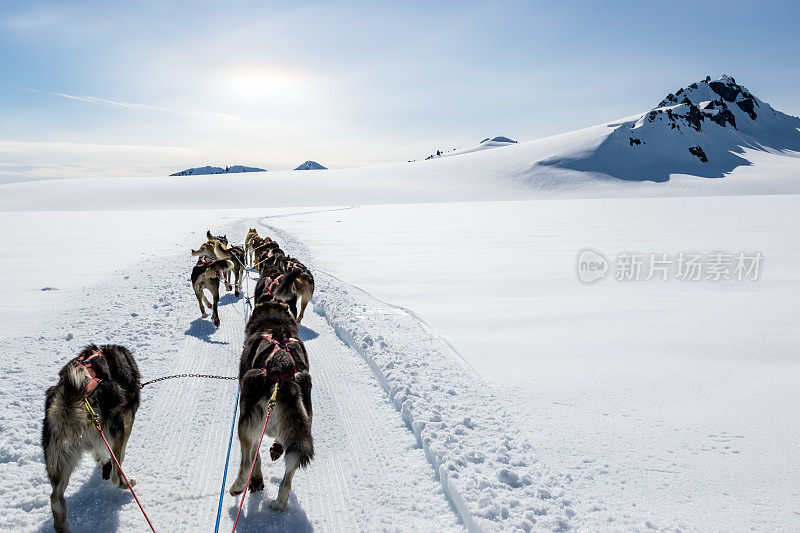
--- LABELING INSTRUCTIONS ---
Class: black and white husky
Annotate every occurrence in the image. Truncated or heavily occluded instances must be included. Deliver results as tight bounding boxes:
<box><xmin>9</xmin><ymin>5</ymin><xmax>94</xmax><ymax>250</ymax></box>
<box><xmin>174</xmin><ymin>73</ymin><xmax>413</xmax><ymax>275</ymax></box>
<box><xmin>42</xmin><ymin>344</ymin><xmax>141</xmax><ymax>533</ymax></box>
<box><xmin>229</xmin><ymin>268</ymin><xmax>314</xmax><ymax>511</ymax></box>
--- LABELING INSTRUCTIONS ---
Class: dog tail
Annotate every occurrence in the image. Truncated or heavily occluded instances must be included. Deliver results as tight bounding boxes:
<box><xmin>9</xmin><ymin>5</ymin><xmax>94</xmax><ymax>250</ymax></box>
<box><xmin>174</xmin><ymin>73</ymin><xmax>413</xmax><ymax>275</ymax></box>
<box><xmin>285</xmin><ymin>436</ymin><xmax>314</xmax><ymax>470</ymax></box>
<box><xmin>209</xmin><ymin>259</ymin><xmax>233</xmax><ymax>274</ymax></box>
<box><xmin>206</xmin><ymin>229</ymin><xmax>214</xmax><ymax>241</ymax></box>
<box><xmin>65</xmin><ymin>345</ymin><xmax>99</xmax><ymax>396</ymax></box>
<box><xmin>213</xmin><ymin>240</ymin><xmax>231</xmax><ymax>258</ymax></box>
<box><xmin>272</xmin><ymin>268</ymin><xmax>302</xmax><ymax>303</ymax></box>
<box><xmin>66</xmin><ymin>364</ymin><xmax>89</xmax><ymax>393</ymax></box>
<box><xmin>53</xmin><ymin>345</ymin><xmax>99</xmax><ymax>414</ymax></box>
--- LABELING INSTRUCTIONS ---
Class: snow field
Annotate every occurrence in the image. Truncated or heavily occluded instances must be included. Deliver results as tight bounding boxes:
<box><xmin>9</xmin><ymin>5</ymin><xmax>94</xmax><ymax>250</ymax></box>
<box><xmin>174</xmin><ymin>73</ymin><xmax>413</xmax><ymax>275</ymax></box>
<box><xmin>265</xmin><ymin>222</ymin><xmax>579</xmax><ymax>531</ymax></box>
<box><xmin>0</xmin><ymin>217</ymin><xmax>461</xmax><ymax>532</ymax></box>
<box><xmin>262</xmin><ymin>197</ymin><xmax>800</xmax><ymax>532</ymax></box>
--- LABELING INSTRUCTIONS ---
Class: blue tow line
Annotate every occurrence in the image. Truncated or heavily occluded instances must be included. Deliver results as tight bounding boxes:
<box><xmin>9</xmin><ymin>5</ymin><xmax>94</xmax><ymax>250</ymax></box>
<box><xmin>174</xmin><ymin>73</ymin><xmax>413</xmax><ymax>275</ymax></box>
<box><xmin>213</xmin><ymin>263</ymin><xmax>253</xmax><ymax>533</ymax></box>
<box><xmin>214</xmin><ymin>387</ymin><xmax>240</xmax><ymax>533</ymax></box>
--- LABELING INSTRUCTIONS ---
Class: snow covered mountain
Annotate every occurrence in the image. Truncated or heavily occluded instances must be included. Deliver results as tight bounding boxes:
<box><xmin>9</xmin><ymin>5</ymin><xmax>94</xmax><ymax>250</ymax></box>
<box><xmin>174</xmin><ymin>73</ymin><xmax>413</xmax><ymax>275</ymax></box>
<box><xmin>170</xmin><ymin>165</ymin><xmax>265</xmax><ymax>176</ymax></box>
<box><xmin>425</xmin><ymin>136</ymin><xmax>518</xmax><ymax>160</ymax></box>
<box><xmin>480</xmin><ymin>136</ymin><xmax>517</xmax><ymax>144</ymax></box>
<box><xmin>294</xmin><ymin>160</ymin><xmax>327</xmax><ymax>170</ymax></box>
<box><xmin>542</xmin><ymin>75</ymin><xmax>800</xmax><ymax>181</ymax></box>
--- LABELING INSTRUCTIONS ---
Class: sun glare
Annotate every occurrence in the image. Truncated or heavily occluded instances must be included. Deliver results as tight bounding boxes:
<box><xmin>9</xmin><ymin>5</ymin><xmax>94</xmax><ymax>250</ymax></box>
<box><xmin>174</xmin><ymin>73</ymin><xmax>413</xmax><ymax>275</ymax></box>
<box><xmin>222</xmin><ymin>70</ymin><xmax>311</xmax><ymax>105</ymax></box>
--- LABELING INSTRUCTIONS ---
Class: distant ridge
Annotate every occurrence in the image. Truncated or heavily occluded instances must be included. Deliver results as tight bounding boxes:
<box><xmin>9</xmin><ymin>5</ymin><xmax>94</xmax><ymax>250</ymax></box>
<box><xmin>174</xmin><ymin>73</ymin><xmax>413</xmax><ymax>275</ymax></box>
<box><xmin>480</xmin><ymin>136</ymin><xmax>518</xmax><ymax>144</ymax></box>
<box><xmin>294</xmin><ymin>160</ymin><xmax>327</xmax><ymax>170</ymax></box>
<box><xmin>425</xmin><ymin>135</ymin><xmax>518</xmax><ymax>160</ymax></box>
<box><xmin>170</xmin><ymin>165</ymin><xmax>265</xmax><ymax>176</ymax></box>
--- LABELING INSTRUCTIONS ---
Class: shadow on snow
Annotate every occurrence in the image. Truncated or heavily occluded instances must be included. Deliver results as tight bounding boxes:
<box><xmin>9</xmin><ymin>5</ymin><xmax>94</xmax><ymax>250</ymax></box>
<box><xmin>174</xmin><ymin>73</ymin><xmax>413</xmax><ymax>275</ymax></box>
<box><xmin>226</xmin><ymin>483</ymin><xmax>313</xmax><ymax>533</ymax></box>
<box><xmin>298</xmin><ymin>324</ymin><xmax>318</xmax><ymax>342</ymax></box>
<box><xmin>184</xmin><ymin>318</ymin><xmax>228</xmax><ymax>345</ymax></box>
<box><xmin>40</xmin><ymin>469</ymin><xmax>127</xmax><ymax>533</ymax></box>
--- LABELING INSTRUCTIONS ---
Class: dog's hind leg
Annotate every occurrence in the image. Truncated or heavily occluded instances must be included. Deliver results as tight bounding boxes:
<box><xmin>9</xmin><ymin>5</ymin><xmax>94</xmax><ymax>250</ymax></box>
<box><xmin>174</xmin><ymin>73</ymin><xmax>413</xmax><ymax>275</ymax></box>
<box><xmin>48</xmin><ymin>464</ymin><xmax>75</xmax><ymax>533</ymax></box>
<box><xmin>230</xmin><ymin>400</ymin><xmax>266</xmax><ymax>495</ymax></box>
<box><xmin>270</xmin><ymin>462</ymin><xmax>298</xmax><ymax>512</ymax></box>
<box><xmin>270</xmin><ymin>397</ymin><xmax>313</xmax><ymax>511</ymax></box>
<box><xmin>234</xmin><ymin>265</ymin><xmax>243</xmax><ymax>297</ymax></box>
<box><xmin>194</xmin><ymin>284</ymin><xmax>209</xmax><ymax>318</ymax></box>
<box><xmin>115</xmin><ymin>412</ymin><xmax>137</xmax><ymax>487</ymax></box>
<box><xmin>44</xmin><ymin>428</ymin><xmax>81</xmax><ymax>532</ymax></box>
<box><xmin>297</xmin><ymin>286</ymin><xmax>312</xmax><ymax>323</ymax></box>
<box><xmin>210</xmin><ymin>282</ymin><xmax>221</xmax><ymax>327</ymax></box>
<box><xmin>107</xmin><ymin>415</ymin><xmax>137</xmax><ymax>488</ymax></box>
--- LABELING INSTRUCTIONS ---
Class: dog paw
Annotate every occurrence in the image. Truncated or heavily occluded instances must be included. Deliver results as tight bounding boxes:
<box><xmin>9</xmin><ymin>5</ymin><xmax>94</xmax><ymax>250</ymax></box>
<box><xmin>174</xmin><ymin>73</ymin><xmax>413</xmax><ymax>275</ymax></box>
<box><xmin>249</xmin><ymin>477</ymin><xmax>265</xmax><ymax>492</ymax></box>
<box><xmin>269</xmin><ymin>442</ymin><xmax>284</xmax><ymax>461</ymax></box>
<box><xmin>228</xmin><ymin>477</ymin><xmax>245</xmax><ymax>496</ymax></box>
<box><xmin>269</xmin><ymin>499</ymin><xmax>289</xmax><ymax>511</ymax></box>
<box><xmin>118</xmin><ymin>476</ymin><xmax>137</xmax><ymax>488</ymax></box>
<box><xmin>201</xmin><ymin>312</ymin><xmax>209</xmax><ymax>318</ymax></box>
<box><xmin>213</xmin><ymin>316</ymin><xmax>220</xmax><ymax>327</ymax></box>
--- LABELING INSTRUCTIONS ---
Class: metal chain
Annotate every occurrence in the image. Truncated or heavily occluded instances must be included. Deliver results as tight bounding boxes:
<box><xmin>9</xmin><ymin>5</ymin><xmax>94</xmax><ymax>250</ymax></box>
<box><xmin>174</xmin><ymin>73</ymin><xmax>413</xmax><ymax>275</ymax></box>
<box><xmin>140</xmin><ymin>373</ymin><xmax>237</xmax><ymax>388</ymax></box>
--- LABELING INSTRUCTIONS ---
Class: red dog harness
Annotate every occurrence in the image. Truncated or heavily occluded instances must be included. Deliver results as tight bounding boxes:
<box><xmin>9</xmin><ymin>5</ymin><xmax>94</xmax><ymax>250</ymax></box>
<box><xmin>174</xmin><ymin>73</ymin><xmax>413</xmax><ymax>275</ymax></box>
<box><xmin>263</xmin><ymin>276</ymin><xmax>282</xmax><ymax>297</ymax></box>
<box><xmin>259</xmin><ymin>333</ymin><xmax>302</xmax><ymax>382</ymax></box>
<box><xmin>76</xmin><ymin>350</ymin><xmax>103</xmax><ymax>397</ymax></box>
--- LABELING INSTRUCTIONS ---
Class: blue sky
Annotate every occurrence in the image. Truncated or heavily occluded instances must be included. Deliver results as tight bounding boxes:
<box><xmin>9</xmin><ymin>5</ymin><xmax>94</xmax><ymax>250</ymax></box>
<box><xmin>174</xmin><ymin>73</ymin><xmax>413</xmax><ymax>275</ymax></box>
<box><xmin>2</xmin><ymin>0</ymin><xmax>799</xmax><ymax>180</ymax></box>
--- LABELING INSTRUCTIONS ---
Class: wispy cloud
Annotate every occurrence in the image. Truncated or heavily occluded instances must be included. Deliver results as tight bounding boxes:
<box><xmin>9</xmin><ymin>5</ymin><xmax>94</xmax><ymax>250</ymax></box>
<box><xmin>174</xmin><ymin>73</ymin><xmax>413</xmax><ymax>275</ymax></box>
<box><xmin>26</xmin><ymin>88</ymin><xmax>239</xmax><ymax>120</ymax></box>
<box><xmin>0</xmin><ymin>140</ymin><xmax>204</xmax><ymax>182</ymax></box>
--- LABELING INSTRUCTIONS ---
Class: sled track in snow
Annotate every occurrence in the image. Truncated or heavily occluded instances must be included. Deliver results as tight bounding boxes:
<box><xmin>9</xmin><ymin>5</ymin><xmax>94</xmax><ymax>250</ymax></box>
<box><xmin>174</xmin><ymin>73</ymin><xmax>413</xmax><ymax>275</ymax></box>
<box><xmin>0</xmin><ymin>221</ymin><xmax>459</xmax><ymax>532</ymax></box>
<box><xmin>259</xmin><ymin>219</ymin><xmax>585</xmax><ymax>531</ymax></box>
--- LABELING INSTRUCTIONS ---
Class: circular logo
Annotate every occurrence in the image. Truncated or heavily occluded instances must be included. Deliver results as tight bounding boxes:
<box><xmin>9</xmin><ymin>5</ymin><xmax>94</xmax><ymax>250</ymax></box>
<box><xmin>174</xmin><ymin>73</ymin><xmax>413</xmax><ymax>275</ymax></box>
<box><xmin>576</xmin><ymin>249</ymin><xmax>608</xmax><ymax>283</ymax></box>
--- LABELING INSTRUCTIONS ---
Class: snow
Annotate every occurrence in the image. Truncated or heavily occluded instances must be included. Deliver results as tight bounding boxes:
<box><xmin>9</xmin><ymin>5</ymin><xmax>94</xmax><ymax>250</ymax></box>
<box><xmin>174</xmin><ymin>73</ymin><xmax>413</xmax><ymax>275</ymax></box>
<box><xmin>0</xmin><ymin>212</ymin><xmax>458</xmax><ymax>532</ymax></box>
<box><xmin>2</xmin><ymin>75</ymin><xmax>800</xmax><ymax>531</ymax></box>
<box><xmin>264</xmin><ymin>197</ymin><xmax>800</xmax><ymax>530</ymax></box>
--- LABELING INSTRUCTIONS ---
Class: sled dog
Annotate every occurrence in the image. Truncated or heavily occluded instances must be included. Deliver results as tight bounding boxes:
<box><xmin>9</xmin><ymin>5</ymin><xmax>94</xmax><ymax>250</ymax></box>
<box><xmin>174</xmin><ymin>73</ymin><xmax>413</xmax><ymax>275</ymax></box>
<box><xmin>255</xmin><ymin>256</ymin><xmax>299</xmax><ymax>319</ymax></box>
<box><xmin>42</xmin><ymin>344</ymin><xmax>141</xmax><ymax>533</ymax></box>
<box><xmin>287</xmin><ymin>257</ymin><xmax>314</xmax><ymax>323</ymax></box>
<box><xmin>206</xmin><ymin>229</ymin><xmax>228</xmax><ymax>246</ymax></box>
<box><xmin>212</xmin><ymin>241</ymin><xmax>245</xmax><ymax>297</ymax></box>
<box><xmin>230</xmin><ymin>268</ymin><xmax>313</xmax><ymax>511</ymax></box>
<box><xmin>244</xmin><ymin>228</ymin><xmax>260</xmax><ymax>265</ymax></box>
<box><xmin>189</xmin><ymin>252</ymin><xmax>233</xmax><ymax>327</ymax></box>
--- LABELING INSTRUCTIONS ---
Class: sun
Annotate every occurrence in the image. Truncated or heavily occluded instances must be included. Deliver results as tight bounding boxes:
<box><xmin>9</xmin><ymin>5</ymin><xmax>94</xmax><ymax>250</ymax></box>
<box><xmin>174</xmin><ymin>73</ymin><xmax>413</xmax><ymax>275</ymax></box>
<box><xmin>222</xmin><ymin>69</ymin><xmax>311</xmax><ymax>105</ymax></box>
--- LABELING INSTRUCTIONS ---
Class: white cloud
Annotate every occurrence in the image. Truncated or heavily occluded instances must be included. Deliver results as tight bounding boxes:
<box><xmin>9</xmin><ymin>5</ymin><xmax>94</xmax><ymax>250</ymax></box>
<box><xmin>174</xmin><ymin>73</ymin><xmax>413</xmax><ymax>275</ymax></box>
<box><xmin>0</xmin><ymin>141</ymin><xmax>204</xmax><ymax>181</ymax></box>
<box><xmin>28</xmin><ymin>88</ymin><xmax>239</xmax><ymax>120</ymax></box>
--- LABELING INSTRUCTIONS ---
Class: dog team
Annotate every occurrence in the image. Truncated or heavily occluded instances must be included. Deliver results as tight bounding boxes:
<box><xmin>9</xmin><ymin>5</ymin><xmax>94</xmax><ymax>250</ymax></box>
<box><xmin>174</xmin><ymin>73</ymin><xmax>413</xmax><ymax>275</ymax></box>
<box><xmin>42</xmin><ymin>228</ymin><xmax>315</xmax><ymax>532</ymax></box>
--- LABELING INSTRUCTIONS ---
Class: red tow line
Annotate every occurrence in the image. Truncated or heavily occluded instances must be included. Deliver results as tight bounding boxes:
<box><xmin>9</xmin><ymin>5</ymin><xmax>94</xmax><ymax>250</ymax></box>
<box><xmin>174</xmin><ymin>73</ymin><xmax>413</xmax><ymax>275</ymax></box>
<box><xmin>230</xmin><ymin>385</ymin><xmax>279</xmax><ymax>533</ymax></box>
<box><xmin>84</xmin><ymin>400</ymin><xmax>157</xmax><ymax>533</ymax></box>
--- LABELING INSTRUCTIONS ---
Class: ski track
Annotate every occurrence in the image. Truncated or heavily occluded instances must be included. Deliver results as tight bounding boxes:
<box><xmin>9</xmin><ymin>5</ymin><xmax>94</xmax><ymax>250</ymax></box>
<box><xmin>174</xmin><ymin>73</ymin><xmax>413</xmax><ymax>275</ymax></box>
<box><xmin>260</xmin><ymin>220</ymin><xmax>591</xmax><ymax>532</ymax></box>
<box><xmin>0</xmin><ymin>220</ymin><xmax>460</xmax><ymax>532</ymax></box>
